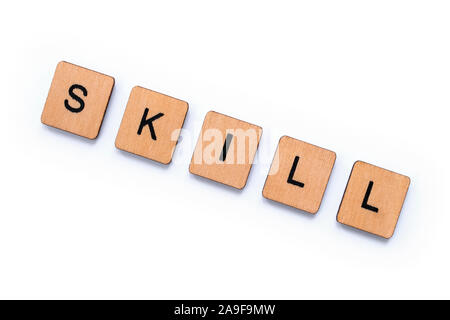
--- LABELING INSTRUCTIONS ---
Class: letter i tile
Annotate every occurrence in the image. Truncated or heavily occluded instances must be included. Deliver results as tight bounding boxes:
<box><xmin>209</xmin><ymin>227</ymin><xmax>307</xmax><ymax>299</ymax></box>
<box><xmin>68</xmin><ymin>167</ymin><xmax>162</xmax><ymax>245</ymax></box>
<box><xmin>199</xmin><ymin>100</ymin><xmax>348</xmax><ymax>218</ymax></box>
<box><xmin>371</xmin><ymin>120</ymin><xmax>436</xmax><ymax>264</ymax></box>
<box><xmin>189</xmin><ymin>111</ymin><xmax>262</xmax><ymax>189</ymax></box>
<box><xmin>337</xmin><ymin>161</ymin><xmax>410</xmax><ymax>239</ymax></box>
<box><xmin>115</xmin><ymin>86</ymin><xmax>189</xmax><ymax>164</ymax></box>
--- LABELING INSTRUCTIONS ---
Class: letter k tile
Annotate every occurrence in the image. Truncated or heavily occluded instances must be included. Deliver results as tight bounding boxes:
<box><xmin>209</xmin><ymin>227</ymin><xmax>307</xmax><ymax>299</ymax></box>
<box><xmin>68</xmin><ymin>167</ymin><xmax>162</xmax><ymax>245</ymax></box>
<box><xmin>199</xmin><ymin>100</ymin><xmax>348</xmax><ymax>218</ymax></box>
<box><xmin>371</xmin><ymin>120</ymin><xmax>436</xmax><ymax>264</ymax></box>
<box><xmin>115</xmin><ymin>86</ymin><xmax>189</xmax><ymax>164</ymax></box>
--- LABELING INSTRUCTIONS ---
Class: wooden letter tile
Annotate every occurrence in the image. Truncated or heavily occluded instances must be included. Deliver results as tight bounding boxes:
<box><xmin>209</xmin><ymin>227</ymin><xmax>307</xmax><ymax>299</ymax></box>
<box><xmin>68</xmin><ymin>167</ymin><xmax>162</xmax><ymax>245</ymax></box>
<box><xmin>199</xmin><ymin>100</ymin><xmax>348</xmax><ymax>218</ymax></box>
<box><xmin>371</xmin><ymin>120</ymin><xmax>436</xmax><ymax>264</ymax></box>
<box><xmin>41</xmin><ymin>61</ymin><xmax>114</xmax><ymax>139</ymax></box>
<box><xmin>115</xmin><ymin>86</ymin><xmax>189</xmax><ymax>164</ymax></box>
<box><xmin>189</xmin><ymin>111</ymin><xmax>262</xmax><ymax>189</ymax></box>
<box><xmin>262</xmin><ymin>136</ymin><xmax>336</xmax><ymax>214</ymax></box>
<box><xmin>337</xmin><ymin>161</ymin><xmax>410</xmax><ymax>238</ymax></box>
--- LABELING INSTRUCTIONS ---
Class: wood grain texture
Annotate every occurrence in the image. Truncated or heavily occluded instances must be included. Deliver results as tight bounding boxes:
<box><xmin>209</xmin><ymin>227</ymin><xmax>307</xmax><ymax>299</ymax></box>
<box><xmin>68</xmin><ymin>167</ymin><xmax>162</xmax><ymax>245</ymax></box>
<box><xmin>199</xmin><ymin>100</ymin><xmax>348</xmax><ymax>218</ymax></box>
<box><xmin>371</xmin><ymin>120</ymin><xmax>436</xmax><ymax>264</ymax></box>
<box><xmin>262</xmin><ymin>136</ymin><xmax>336</xmax><ymax>214</ymax></box>
<box><xmin>189</xmin><ymin>111</ymin><xmax>262</xmax><ymax>189</ymax></box>
<box><xmin>115</xmin><ymin>86</ymin><xmax>188</xmax><ymax>164</ymax></box>
<box><xmin>337</xmin><ymin>161</ymin><xmax>410</xmax><ymax>239</ymax></box>
<box><xmin>41</xmin><ymin>61</ymin><xmax>114</xmax><ymax>139</ymax></box>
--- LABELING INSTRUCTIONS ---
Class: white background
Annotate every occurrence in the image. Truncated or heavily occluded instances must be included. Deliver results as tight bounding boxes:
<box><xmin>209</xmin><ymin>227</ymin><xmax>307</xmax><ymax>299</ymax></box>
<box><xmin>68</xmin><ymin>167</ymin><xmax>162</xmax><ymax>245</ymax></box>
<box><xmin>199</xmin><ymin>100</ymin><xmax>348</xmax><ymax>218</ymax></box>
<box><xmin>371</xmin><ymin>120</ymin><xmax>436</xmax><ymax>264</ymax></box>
<box><xmin>1</xmin><ymin>0</ymin><xmax>449</xmax><ymax>299</ymax></box>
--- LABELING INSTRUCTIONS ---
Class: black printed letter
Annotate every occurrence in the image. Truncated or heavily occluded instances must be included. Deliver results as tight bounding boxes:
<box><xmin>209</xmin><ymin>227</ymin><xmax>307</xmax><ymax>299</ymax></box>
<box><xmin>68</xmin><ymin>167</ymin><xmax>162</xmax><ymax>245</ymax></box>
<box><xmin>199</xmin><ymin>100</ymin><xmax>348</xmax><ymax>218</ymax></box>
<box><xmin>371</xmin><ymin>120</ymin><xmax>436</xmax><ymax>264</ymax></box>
<box><xmin>64</xmin><ymin>84</ymin><xmax>87</xmax><ymax>113</ymax></box>
<box><xmin>287</xmin><ymin>156</ymin><xmax>304</xmax><ymax>188</ymax></box>
<box><xmin>137</xmin><ymin>108</ymin><xmax>164</xmax><ymax>140</ymax></box>
<box><xmin>220</xmin><ymin>133</ymin><xmax>234</xmax><ymax>162</ymax></box>
<box><xmin>361</xmin><ymin>181</ymin><xmax>379</xmax><ymax>213</ymax></box>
